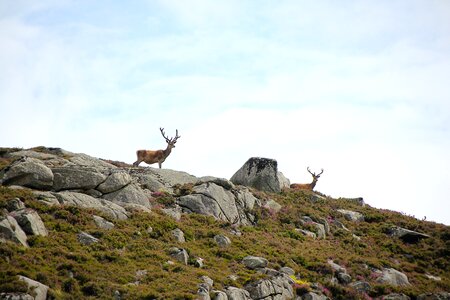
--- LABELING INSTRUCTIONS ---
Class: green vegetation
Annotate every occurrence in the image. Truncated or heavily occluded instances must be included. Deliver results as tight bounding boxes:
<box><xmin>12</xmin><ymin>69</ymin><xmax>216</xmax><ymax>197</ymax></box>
<box><xmin>0</xmin><ymin>186</ymin><xmax>448</xmax><ymax>299</ymax></box>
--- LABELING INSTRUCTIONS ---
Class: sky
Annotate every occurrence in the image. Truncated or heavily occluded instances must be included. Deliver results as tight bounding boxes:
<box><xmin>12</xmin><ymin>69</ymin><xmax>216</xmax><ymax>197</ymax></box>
<box><xmin>1</xmin><ymin>1</ymin><xmax>449</xmax><ymax>225</ymax></box>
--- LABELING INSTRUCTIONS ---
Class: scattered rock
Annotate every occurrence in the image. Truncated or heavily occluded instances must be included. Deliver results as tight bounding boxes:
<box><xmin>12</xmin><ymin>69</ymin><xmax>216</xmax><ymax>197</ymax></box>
<box><xmin>262</xmin><ymin>199</ymin><xmax>282</xmax><ymax>213</ymax></box>
<box><xmin>168</xmin><ymin>247</ymin><xmax>189</xmax><ymax>265</ymax></box>
<box><xmin>425</xmin><ymin>274</ymin><xmax>442</xmax><ymax>281</ymax></box>
<box><xmin>214</xmin><ymin>234</ymin><xmax>231</xmax><ymax>247</ymax></box>
<box><xmin>349</xmin><ymin>281</ymin><xmax>371</xmax><ymax>293</ymax></box>
<box><xmin>171</xmin><ymin>228</ymin><xmax>185</xmax><ymax>243</ymax></box>
<box><xmin>18</xmin><ymin>275</ymin><xmax>49</xmax><ymax>300</ymax></box>
<box><xmin>417</xmin><ymin>292</ymin><xmax>450</xmax><ymax>300</ymax></box>
<box><xmin>337</xmin><ymin>272</ymin><xmax>352</xmax><ymax>284</ymax></box>
<box><xmin>279</xmin><ymin>267</ymin><xmax>295</xmax><ymax>276</ymax></box>
<box><xmin>93</xmin><ymin>215</ymin><xmax>115</xmax><ymax>230</ymax></box>
<box><xmin>295</xmin><ymin>228</ymin><xmax>317</xmax><ymax>239</ymax></box>
<box><xmin>77</xmin><ymin>231</ymin><xmax>99</xmax><ymax>245</ymax></box>
<box><xmin>383</xmin><ymin>293</ymin><xmax>411</xmax><ymax>300</ymax></box>
<box><xmin>6</xmin><ymin>198</ymin><xmax>26</xmax><ymax>212</ymax></box>
<box><xmin>2</xmin><ymin>157</ymin><xmax>54</xmax><ymax>190</ymax></box>
<box><xmin>230</xmin><ymin>157</ymin><xmax>283</xmax><ymax>193</ymax></box>
<box><xmin>0</xmin><ymin>214</ymin><xmax>28</xmax><ymax>247</ymax></box>
<box><xmin>300</xmin><ymin>292</ymin><xmax>329</xmax><ymax>300</ymax></box>
<box><xmin>388</xmin><ymin>226</ymin><xmax>430</xmax><ymax>243</ymax></box>
<box><xmin>11</xmin><ymin>209</ymin><xmax>48</xmax><ymax>236</ymax></box>
<box><xmin>375</xmin><ymin>268</ymin><xmax>410</xmax><ymax>287</ymax></box>
<box><xmin>194</xmin><ymin>257</ymin><xmax>204</xmax><ymax>268</ymax></box>
<box><xmin>242</xmin><ymin>255</ymin><xmax>268</xmax><ymax>269</ymax></box>
<box><xmin>0</xmin><ymin>292</ymin><xmax>35</xmax><ymax>299</ymax></box>
<box><xmin>336</xmin><ymin>209</ymin><xmax>364</xmax><ymax>222</ymax></box>
<box><xmin>300</xmin><ymin>217</ymin><xmax>326</xmax><ymax>239</ymax></box>
<box><xmin>161</xmin><ymin>207</ymin><xmax>182</xmax><ymax>221</ymax></box>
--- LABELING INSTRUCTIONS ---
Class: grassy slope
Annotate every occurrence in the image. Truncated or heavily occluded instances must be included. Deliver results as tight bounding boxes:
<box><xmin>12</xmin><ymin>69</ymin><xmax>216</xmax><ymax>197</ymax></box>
<box><xmin>0</xmin><ymin>162</ymin><xmax>449</xmax><ymax>299</ymax></box>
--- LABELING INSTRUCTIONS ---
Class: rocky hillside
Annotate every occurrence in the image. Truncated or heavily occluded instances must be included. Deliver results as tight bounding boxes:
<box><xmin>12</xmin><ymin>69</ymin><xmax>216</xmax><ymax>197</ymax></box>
<box><xmin>0</xmin><ymin>147</ymin><xmax>448</xmax><ymax>300</ymax></box>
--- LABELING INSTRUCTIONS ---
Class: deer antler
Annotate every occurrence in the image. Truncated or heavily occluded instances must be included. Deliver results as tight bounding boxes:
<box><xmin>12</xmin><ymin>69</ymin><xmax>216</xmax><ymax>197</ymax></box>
<box><xmin>160</xmin><ymin>128</ymin><xmax>180</xmax><ymax>144</ymax></box>
<box><xmin>160</xmin><ymin>127</ymin><xmax>170</xmax><ymax>143</ymax></box>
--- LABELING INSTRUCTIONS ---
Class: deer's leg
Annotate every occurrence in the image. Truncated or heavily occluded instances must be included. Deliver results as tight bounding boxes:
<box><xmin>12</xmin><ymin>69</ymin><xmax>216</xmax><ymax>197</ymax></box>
<box><xmin>158</xmin><ymin>162</ymin><xmax>162</xmax><ymax>168</ymax></box>
<box><xmin>133</xmin><ymin>160</ymin><xmax>142</xmax><ymax>167</ymax></box>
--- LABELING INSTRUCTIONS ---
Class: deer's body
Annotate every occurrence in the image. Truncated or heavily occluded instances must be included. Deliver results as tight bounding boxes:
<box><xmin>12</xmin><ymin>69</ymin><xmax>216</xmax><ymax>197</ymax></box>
<box><xmin>290</xmin><ymin>167</ymin><xmax>323</xmax><ymax>191</ymax></box>
<box><xmin>133</xmin><ymin>128</ymin><xmax>180</xmax><ymax>168</ymax></box>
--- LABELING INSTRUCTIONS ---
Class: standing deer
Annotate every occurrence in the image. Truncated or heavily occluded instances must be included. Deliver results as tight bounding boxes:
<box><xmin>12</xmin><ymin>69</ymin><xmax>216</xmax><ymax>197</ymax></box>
<box><xmin>290</xmin><ymin>167</ymin><xmax>324</xmax><ymax>191</ymax></box>
<box><xmin>133</xmin><ymin>128</ymin><xmax>180</xmax><ymax>168</ymax></box>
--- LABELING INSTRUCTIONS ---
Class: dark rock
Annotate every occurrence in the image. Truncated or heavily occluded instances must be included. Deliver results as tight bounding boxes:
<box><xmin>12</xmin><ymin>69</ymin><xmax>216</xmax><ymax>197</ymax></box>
<box><xmin>230</xmin><ymin>157</ymin><xmax>284</xmax><ymax>193</ymax></box>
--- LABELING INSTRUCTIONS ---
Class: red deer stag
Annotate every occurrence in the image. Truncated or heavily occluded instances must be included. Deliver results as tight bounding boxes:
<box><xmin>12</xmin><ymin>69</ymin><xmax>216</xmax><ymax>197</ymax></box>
<box><xmin>133</xmin><ymin>128</ymin><xmax>180</xmax><ymax>168</ymax></box>
<box><xmin>290</xmin><ymin>167</ymin><xmax>324</xmax><ymax>191</ymax></box>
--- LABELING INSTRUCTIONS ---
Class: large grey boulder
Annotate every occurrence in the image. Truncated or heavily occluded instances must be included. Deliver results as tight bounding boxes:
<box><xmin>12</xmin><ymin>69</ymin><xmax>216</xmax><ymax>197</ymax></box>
<box><xmin>0</xmin><ymin>214</ymin><xmax>28</xmax><ymax>247</ymax></box>
<box><xmin>230</xmin><ymin>157</ymin><xmax>285</xmax><ymax>193</ymax></box>
<box><xmin>245</xmin><ymin>274</ymin><xmax>294</xmax><ymax>299</ymax></box>
<box><xmin>1</xmin><ymin>157</ymin><xmax>53</xmax><ymax>190</ymax></box>
<box><xmin>375</xmin><ymin>268</ymin><xmax>410</xmax><ymax>286</ymax></box>
<box><xmin>53</xmin><ymin>191</ymin><xmax>129</xmax><ymax>220</ymax></box>
<box><xmin>178</xmin><ymin>181</ymin><xmax>259</xmax><ymax>225</ymax></box>
<box><xmin>11</xmin><ymin>209</ymin><xmax>48</xmax><ymax>236</ymax></box>
<box><xmin>388</xmin><ymin>226</ymin><xmax>430</xmax><ymax>243</ymax></box>
<box><xmin>97</xmin><ymin>171</ymin><xmax>132</xmax><ymax>194</ymax></box>
<box><xmin>178</xmin><ymin>182</ymin><xmax>240</xmax><ymax>223</ymax></box>
<box><xmin>52</xmin><ymin>166</ymin><xmax>106</xmax><ymax>191</ymax></box>
<box><xmin>102</xmin><ymin>183</ymin><xmax>151</xmax><ymax>208</ymax></box>
<box><xmin>18</xmin><ymin>276</ymin><xmax>49</xmax><ymax>300</ymax></box>
<box><xmin>224</xmin><ymin>287</ymin><xmax>251</xmax><ymax>300</ymax></box>
<box><xmin>134</xmin><ymin>167</ymin><xmax>198</xmax><ymax>192</ymax></box>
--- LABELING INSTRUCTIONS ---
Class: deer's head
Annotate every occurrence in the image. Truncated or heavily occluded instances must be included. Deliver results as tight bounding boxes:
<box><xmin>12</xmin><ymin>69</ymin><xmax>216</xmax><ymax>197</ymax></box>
<box><xmin>160</xmin><ymin>127</ymin><xmax>180</xmax><ymax>150</ymax></box>
<box><xmin>307</xmin><ymin>167</ymin><xmax>324</xmax><ymax>184</ymax></box>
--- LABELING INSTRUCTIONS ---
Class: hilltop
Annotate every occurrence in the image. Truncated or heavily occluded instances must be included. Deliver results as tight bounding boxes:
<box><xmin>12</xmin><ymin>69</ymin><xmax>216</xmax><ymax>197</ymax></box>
<box><xmin>0</xmin><ymin>147</ymin><xmax>448</xmax><ymax>300</ymax></box>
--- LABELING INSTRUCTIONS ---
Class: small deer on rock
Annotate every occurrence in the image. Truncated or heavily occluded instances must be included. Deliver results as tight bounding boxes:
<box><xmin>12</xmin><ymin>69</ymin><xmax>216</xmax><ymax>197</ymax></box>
<box><xmin>133</xmin><ymin>128</ymin><xmax>180</xmax><ymax>168</ymax></box>
<box><xmin>290</xmin><ymin>167</ymin><xmax>323</xmax><ymax>191</ymax></box>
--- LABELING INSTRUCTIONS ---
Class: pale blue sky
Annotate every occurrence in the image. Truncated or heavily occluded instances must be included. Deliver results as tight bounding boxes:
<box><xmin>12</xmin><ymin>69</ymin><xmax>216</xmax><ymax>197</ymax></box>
<box><xmin>1</xmin><ymin>1</ymin><xmax>449</xmax><ymax>224</ymax></box>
